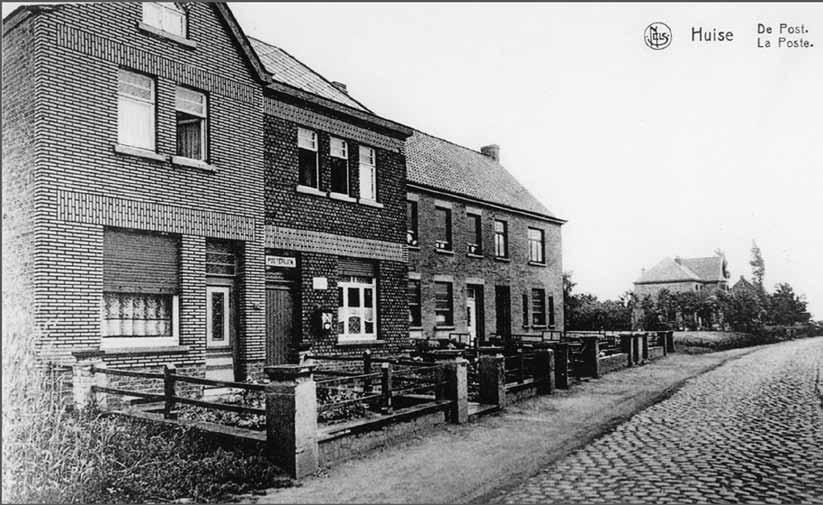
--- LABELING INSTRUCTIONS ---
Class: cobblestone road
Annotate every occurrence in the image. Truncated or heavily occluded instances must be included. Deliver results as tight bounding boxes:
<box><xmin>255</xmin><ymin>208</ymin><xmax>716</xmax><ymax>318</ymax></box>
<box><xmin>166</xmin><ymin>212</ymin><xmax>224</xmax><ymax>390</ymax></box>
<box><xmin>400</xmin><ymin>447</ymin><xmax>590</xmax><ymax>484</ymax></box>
<box><xmin>495</xmin><ymin>338</ymin><xmax>823</xmax><ymax>504</ymax></box>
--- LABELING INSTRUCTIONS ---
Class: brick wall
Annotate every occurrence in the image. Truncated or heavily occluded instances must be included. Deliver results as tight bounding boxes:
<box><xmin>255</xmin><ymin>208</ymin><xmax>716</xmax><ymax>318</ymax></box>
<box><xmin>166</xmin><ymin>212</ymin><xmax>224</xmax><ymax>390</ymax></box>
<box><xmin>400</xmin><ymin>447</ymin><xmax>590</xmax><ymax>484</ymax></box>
<box><xmin>2</xmin><ymin>4</ymin><xmax>266</xmax><ymax>368</ymax></box>
<box><xmin>408</xmin><ymin>191</ymin><xmax>564</xmax><ymax>340</ymax></box>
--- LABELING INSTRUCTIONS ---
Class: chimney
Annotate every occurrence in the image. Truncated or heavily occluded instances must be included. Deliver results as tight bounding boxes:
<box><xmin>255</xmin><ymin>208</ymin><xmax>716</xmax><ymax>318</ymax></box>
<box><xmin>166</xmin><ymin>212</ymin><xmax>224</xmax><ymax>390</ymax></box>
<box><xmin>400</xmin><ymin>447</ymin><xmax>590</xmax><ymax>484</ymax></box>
<box><xmin>331</xmin><ymin>81</ymin><xmax>348</xmax><ymax>94</ymax></box>
<box><xmin>480</xmin><ymin>144</ymin><xmax>500</xmax><ymax>162</ymax></box>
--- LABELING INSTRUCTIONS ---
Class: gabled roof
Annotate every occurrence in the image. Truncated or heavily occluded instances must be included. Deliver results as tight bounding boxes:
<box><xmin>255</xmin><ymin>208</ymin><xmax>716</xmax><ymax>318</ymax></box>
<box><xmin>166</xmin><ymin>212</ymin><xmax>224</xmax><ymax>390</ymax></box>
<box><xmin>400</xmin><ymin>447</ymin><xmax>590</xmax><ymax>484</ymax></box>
<box><xmin>249</xmin><ymin>36</ymin><xmax>370</xmax><ymax>112</ymax></box>
<box><xmin>635</xmin><ymin>256</ymin><xmax>728</xmax><ymax>284</ymax></box>
<box><xmin>405</xmin><ymin>130</ymin><xmax>561</xmax><ymax>221</ymax></box>
<box><xmin>732</xmin><ymin>276</ymin><xmax>756</xmax><ymax>292</ymax></box>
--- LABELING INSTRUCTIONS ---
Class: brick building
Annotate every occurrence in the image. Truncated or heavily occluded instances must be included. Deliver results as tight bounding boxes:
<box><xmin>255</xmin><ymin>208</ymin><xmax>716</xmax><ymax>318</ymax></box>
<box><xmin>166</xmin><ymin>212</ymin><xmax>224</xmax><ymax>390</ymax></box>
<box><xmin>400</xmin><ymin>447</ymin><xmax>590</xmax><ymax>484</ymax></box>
<box><xmin>2</xmin><ymin>2</ymin><xmax>411</xmax><ymax>382</ymax></box>
<box><xmin>634</xmin><ymin>255</ymin><xmax>730</xmax><ymax>300</ymax></box>
<box><xmin>405</xmin><ymin>131</ymin><xmax>565</xmax><ymax>347</ymax></box>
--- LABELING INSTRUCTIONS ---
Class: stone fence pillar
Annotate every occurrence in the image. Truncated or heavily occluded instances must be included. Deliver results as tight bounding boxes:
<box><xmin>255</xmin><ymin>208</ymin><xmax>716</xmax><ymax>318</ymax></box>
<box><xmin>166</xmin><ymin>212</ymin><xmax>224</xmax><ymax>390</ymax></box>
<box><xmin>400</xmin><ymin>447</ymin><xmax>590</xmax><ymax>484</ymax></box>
<box><xmin>665</xmin><ymin>331</ymin><xmax>675</xmax><ymax>353</ymax></box>
<box><xmin>620</xmin><ymin>333</ymin><xmax>635</xmax><ymax>367</ymax></box>
<box><xmin>633</xmin><ymin>333</ymin><xmax>642</xmax><ymax>365</ymax></box>
<box><xmin>72</xmin><ymin>351</ymin><xmax>106</xmax><ymax>411</ymax></box>
<box><xmin>641</xmin><ymin>333</ymin><xmax>650</xmax><ymax>361</ymax></box>
<box><xmin>265</xmin><ymin>364</ymin><xmax>318</xmax><ymax>479</ymax></box>
<box><xmin>533</xmin><ymin>347</ymin><xmax>555</xmax><ymax>394</ymax></box>
<box><xmin>444</xmin><ymin>358</ymin><xmax>468</xmax><ymax>424</ymax></box>
<box><xmin>478</xmin><ymin>354</ymin><xmax>506</xmax><ymax>409</ymax></box>
<box><xmin>581</xmin><ymin>336</ymin><xmax>601</xmax><ymax>379</ymax></box>
<box><xmin>552</xmin><ymin>343</ymin><xmax>570</xmax><ymax>389</ymax></box>
<box><xmin>659</xmin><ymin>331</ymin><xmax>668</xmax><ymax>356</ymax></box>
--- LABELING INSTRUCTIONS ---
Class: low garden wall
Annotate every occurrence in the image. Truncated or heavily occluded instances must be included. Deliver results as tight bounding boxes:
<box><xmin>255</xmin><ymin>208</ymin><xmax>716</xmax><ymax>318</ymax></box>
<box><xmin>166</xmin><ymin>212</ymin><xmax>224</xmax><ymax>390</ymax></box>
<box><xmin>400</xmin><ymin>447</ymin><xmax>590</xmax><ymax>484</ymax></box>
<box><xmin>649</xmin><ymin>346</ymin><xmax>665</xmax><ymax>360</ymax></box>
<box><xmin>599</xmin><ymin>353</ymin><xmax>630</xmax><ymax>375</ymax></box>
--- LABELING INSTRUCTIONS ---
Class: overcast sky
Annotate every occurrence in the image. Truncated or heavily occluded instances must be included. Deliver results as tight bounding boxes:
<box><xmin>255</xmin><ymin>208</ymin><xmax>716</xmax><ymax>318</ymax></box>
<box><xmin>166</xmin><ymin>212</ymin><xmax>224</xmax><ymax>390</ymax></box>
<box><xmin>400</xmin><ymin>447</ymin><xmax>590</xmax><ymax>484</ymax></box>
<box><xmin>4</xmin><ymin>2</ymin><xmax>821</xmax><ymax>318</ymax></box>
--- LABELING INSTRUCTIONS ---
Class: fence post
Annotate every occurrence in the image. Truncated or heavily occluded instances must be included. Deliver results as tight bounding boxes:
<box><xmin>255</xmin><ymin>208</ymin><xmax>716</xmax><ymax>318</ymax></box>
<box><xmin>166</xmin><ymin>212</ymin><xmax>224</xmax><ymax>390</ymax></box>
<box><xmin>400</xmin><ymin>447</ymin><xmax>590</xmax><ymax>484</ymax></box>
<box><xmin>659</xmin><ymin>331</ymin><xmax>668</xmax><ymax>356</ymax></box>
<box><xmin>478</xmin><ymin>354</ymin><xmax>507</xmax><ymax>409</ymax></box>
<box><xmin>632</xmin><ymin>333</ymin><xmax>641</xmax><ymax>365</ymax></box>
<box><xmin>534</xmin><ymin>348</ymin><xmax>555</xmax><ymax>394</ymax></box>
<box><xmin>71</xmin><ymin>351</ymin><xmax>106</xmax><ymax>411</ymax></box>
<box><xmin>581</xmin><ymin>336</ymin><xmax>600</xmax><ymax>379</ymax></box>
<box><xmin>264</xmin><ymin>364</ymin><xmax>318</xmax><ymax>479</ymax></box>
<box><xmin>518</xmin><ymin>353</ymin><xmax>525</xmax><ymax>383</ymax></box>
<box><xmin>641</xmin><ymin>333</ymin><xmax>650</xmax><ymax>362</ymax></box>
<box><xmin>381</xmin><ymin>362</ymin><xmax>392</xmax><ymax>414</ymax></box>
<box><xmin>363</xmin><ymin>350</ymin><xmax>373</xmax><ymax>394</ymax></box>
<box><xmin>445</xmin><ymin>358</ymin><xmax>468</xmax><ymax>423</ymax></box>
<box><xmin>553</xmin><ymin>343</ymin><xmax>570</xmax><ymax>389</ymax></box>
<box><xmin>665</xmin><ymin>331</ymin><xmax>675</xmax><ymax>353</ymax></box>
<box><xmin>620</xmin><ymin>333</ymin><xmax>634</xmax><ymax>367</ymax></box>
<box><xmin>164</xmin><ymin>363</ymin><xmax>177</xmax><ymax>420</ymax></box>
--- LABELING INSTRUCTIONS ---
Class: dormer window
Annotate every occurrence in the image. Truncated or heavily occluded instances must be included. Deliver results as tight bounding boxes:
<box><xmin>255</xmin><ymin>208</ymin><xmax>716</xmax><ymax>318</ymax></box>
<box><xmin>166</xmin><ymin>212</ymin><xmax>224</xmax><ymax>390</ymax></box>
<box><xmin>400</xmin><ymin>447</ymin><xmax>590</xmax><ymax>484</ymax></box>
<box><xmin>143</xmin><ymin>3</ymin><xmax>187</xmax><ymax>38</ymax></box>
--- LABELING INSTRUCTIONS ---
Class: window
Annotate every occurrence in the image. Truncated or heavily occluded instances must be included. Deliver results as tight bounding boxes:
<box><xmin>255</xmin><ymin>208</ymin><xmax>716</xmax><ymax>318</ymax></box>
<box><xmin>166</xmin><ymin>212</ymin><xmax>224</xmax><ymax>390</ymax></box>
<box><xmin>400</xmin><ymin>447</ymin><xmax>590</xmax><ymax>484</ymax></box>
<box><xmin>434</xmin><ymin>282</ymin><xmax>453</xmax><ymax>326</ymax></box>
<box><xmin>298</xmin><ymin>127</ymin><xmax>319</xmax><ymax>189</ymax></box>
<box><xmin>330</xmin><ymin>137</ymin><xmax>349</xmax><ymax>195</ymax></box>
<box><xmin>522</xmin><ymin>293</ymin><xmax>529</xmax><ymax>328</ymax></box>
<box><xmin>548</xmin><ymin>295</ymin><xmax>556</xmax><ymax>327</ymax></box>
<box><xmin>408</xmin><ymin>279</ymin><xmax>422</xmax><ymax>327</ymax></box>
<box><xmin>359</xmin><ymin>146</ymin><xmax>376</xmax><ymax>201</ymax></box>
<box><xmin>494</xmin><ymin>220</ymin><xmax>508</xmax><ymax>258</ymax></box>
<box><xmin>532</xmin><ymin>288</ymin><xmax>546</xmax><ymax>326</ymax></box>
<box><xmin>407</xmin><ymin>201</ymin><xmax>419</xmax><ymax>247</ymax></box>
<box><xmin>435</xmin><ymin>207</ymin><xmax>452</xmax><ymax>251</ymax></box>
<box><xmin>175</xmin><ymin>87</ymin><xmax>207</xmax><ymax>161</ymax></box>
<box><xmin>117</xmin><ymin>69</ymin><xmax>155</xmax><ymax>150</ymax></box>
<box><xmin>528</xmin><ymin>228</ymin><xmax>545</xmax><ymax>264</ymax></box>
<box><xmin>143</xmin><ymin>3</ymin><xmax>186</xmax><ymax>38</ymax></box>
<box><xmin>337</xmin><ymin>276</ymin><xmax>376</xmax><ymax>341</ymax></box>
<box><xmin>467</xmin><ymin>213</ymin><xmax>483</xmax><ymax>255</ymax></box>
<box><xmin>102</xmin><ymin>292</ymin><xmax>178</xmax><ymax>338</ymax></box>
<box><xmin>206</xmin><ymin>241</ymin><xmax>237</xmax><ymax>276</ymax></box>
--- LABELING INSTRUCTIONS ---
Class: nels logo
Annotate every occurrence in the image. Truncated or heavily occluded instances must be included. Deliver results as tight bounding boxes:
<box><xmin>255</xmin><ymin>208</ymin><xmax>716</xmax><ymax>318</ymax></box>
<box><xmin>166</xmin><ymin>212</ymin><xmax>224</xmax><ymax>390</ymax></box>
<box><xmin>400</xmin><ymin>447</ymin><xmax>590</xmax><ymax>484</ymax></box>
<box><xmin>645</xmin><ymin>22</ymin><xmax>672</xmax><ymax>50</ymax></box>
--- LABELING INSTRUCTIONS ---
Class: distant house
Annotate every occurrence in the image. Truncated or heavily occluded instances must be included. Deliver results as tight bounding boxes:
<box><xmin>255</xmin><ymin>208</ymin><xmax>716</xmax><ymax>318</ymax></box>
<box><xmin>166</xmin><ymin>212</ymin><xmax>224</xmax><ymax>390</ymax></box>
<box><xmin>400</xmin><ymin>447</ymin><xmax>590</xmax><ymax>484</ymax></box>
<box><xmin>731</xmin><ymin>276</ymin><xmax>757</xmax><ymax>296</ymax></box>
<box><xmin>634</xmin><ymin>255</ymin><xmax>730</xmax><ymax>300</ymax></box>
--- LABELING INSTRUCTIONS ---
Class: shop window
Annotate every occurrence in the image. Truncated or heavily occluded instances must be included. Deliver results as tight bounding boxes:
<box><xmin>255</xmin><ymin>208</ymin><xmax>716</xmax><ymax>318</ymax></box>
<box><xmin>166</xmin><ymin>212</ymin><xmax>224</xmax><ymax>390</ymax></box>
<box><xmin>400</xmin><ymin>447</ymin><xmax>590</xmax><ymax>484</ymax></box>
<box><xmin>330</xmin><ymin>137</ymin><xmax>349</xmax><ymax>195</ymax></box>
<box><xmin>434</xmin><ymin>282</ymin><xmax>453</xmax><ymax>326</ymax></box>
<box><xmin>408</xmin><ymin>279</ymin><xmax>422</xmax><ymax>327</ymax></box>
<box><xmin>175</xmin><ymin>86</ymin><xmax>207</xmax><ymax>161</ymax></box>
<box><xmin>435</xmin><ymin>207</ymin><xmax>452</xmax><ymax>251</ymax></box>
<box><xmin>532</xmin><ymin>288</ymin><xmax>546</xmax><ymax>326</ymax></box>
<box><xmin>494</xmin><ymin>219</ymin><xmax>508</xmax><ymax>258</ymax></box>
<box><xmin>359</xmin><ymin>146</ymin><xmax>377</xmax><ymax>201</ymax></box>
<box><xmin>467</xmin><ymin>212</ymin><xmax>482</xmax><ymax>255</ymax></box>
<box><xmin>142</xmin><ymin>3</ymin><xmax>187</xmax><ymax>38</ymax></box>
<box><xmin>337</xmin><ymin>275</ymin><xmax>377</xmax><ymax>341</ymax></box>
<box><xmin>407</xmin><ymin>200</ymin><xmax>419</xmax><ymax>247</ymax></box>
<box><xmin>117</xmin><ymin>69</ymin><xmax>155</xmax><ymax>151</ymax></box>
<box><xmin>297</xmin><ymin>127</ymin><xmax>319</xmax><ymax>189</ymax></box>
<box><xmin>528</xmin><ymin>228</ymin><xmax>545</xmax><ymax>264</ymax></box>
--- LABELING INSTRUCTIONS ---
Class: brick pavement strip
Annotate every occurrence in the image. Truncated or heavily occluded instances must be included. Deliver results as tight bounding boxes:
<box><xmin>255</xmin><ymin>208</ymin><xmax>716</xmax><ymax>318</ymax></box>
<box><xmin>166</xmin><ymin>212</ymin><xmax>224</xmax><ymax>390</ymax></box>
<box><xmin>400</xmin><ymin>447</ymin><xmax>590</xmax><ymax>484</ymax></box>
<box><xmin>493</xmin><ymin>338</ymin><xmax>823</xmax><ymax>504</ymax></box>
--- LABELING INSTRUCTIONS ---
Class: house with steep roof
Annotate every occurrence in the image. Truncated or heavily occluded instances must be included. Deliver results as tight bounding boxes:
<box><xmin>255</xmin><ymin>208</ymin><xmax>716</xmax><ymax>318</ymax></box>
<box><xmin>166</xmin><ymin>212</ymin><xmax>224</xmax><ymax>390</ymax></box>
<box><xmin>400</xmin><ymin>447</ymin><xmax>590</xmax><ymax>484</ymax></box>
<box><xmin>731</xmin><ymin>275</ymin><xmax>757</xmax><ymax>296</ymax></box>
<box><xmin>405</xmin><ymin>130</ymin><xmax>566</xmax><ymax>348</ymax></box>
<box><xmin>634</xmin><ymin>255</ymin><xmax>730</xmax><ymax>300</ymax></box>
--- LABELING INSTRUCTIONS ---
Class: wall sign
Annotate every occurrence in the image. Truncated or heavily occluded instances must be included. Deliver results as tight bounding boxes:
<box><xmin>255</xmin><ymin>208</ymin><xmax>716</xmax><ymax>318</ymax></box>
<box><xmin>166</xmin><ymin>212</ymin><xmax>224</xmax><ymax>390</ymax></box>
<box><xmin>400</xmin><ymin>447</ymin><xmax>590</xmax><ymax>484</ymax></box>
<box><xmin>266</xmin><ymin>255</ymin><xmax>296</xmax><ymax>268</ymax></box>
<box><xmin>312</xmin><ymin>277</ymin><xmax>328</xmax><ymax>290</ymax></box>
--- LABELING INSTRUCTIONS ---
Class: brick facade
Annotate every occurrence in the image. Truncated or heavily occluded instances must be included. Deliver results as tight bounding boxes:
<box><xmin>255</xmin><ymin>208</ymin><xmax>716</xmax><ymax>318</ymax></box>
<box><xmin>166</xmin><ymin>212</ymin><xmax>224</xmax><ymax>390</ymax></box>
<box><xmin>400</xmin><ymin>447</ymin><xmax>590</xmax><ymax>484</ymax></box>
<box><xmin>408</xmin><ymin>189</ymin><xmax>564</xmax><ymax>342</ymax></box>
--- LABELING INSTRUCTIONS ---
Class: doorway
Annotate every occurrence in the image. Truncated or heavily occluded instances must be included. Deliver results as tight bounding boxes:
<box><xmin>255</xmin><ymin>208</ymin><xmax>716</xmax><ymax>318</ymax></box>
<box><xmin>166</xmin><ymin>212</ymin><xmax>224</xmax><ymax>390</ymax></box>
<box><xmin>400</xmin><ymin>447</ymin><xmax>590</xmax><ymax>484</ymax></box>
<box><xmin>495</xmin><ymin>285</ymin><xmax>512</xmax><ymax>349</ymax></box>
<box><xmin>266</xmin><ymin>266</ymin><xmax>297</xmax><ymax>365</ymax></box>
<box><xmin>466</xmin><ymin>284</ymin><xmax>484</xmax><ymax>348</ymax></box>
<box><xmin>205</xmin><ymin>282</ymin><xmax>236</xmax><ymax>382</ymax></box>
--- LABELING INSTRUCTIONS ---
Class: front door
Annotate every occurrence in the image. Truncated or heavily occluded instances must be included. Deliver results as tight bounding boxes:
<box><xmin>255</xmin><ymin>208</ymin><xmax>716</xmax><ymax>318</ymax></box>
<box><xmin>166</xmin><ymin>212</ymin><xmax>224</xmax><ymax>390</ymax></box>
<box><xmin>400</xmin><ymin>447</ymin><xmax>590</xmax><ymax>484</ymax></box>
<box><xmin>495</xmin><ymin>285</ymin><xmax>512</xmax><ymax>349</ymax></box>
<box><xmin>206</xmin><ymin>284</ymin><xmax>236</xmax><ymax>382</ymax></box>
<box><xmin>466</xmin><ymin>285</ymin><xmax>484</xmax><ymax>348</ymax></box>
<box><xmin>266</xmin><ymin>283</ymin><xmax>295</xmax><ymax>365</ymax></box>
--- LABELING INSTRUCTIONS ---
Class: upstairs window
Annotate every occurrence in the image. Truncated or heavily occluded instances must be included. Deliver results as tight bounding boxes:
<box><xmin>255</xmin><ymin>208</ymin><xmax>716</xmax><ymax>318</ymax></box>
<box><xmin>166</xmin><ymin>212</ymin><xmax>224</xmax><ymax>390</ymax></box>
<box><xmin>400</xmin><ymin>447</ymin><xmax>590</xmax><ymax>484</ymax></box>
<box><xmin>407</xmin><ymin>201</ymin><xmax>419</xmax><ymax>247</ymax></box>
<box><xmin>117</xmin><ymin>69</ymin><xmax>155</xmax><ymax>150</ymax></box>
<box><xmin>532</xmin><ymin>288</ymin><xmax>546</xmax><ymax>326</ymax></box>
<box><xmin>143</xmin><ymin>3</ymin><xmax>186</xmax><ymax>38</ymax></box>
<box><xmin>435</xmin><ymin>207</ymin><xmax>452</xmax><ymax>251</ymax></box>
<box><xmin>175</xmin><ymin>87</ymin><xmax>207</xmax><ymax>161</ymax></box>
<box><xmin>434</xmin><ymin>282</ymin><xmax>453</xmax><ymax>326</ymax></box>
<box><xmin>494</xmin><ymin>219</ymin><xmax>508</xmax><ymax>258</ymax></box>
<box><xmin>330</xmin><ymin>137</ymin><xmax>349</xmax><ymax>195</ymax></box>
<box><xmin>359</xmin><ymin>146</ymin><xmax>377</xmax><ymax>201</ymax></box>
<box><xmin>408</xmin><ymin>279</ymin><xmax>422</xmax><ymax>327</ymax></box>
<box><xmin>297</xmin><ymin>127</ymin><xmax>319</xmax><ymax>189</ymax></box>
<box><xmin>528</xmin><ymin>228</ymin><xmax>545</xmax><ymax>264</ymax></box>
<box><xmin>467</xmin><ymin>213</ymin><xmax>482</xmax><ymax>255</ymax></box>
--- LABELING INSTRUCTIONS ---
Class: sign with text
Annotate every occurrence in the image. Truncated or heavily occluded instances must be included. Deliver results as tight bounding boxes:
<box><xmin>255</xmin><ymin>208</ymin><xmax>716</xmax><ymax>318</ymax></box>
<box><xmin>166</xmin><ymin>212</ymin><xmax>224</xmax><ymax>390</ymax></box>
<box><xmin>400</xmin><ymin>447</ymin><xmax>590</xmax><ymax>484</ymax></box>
<box><xmin>266</xmin><ymin>255</ymin><xmax>296</xmax><ymax>268</ymax></box>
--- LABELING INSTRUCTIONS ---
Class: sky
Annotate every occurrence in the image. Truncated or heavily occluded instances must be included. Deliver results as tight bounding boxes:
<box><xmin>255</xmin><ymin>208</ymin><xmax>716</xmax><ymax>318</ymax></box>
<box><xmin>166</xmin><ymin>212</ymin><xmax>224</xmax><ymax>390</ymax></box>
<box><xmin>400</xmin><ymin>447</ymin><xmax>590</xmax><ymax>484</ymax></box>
<box><xmin>3</xmin><ymin>2</ymin><xmax>821</xmax><ymax>318</ymax></box>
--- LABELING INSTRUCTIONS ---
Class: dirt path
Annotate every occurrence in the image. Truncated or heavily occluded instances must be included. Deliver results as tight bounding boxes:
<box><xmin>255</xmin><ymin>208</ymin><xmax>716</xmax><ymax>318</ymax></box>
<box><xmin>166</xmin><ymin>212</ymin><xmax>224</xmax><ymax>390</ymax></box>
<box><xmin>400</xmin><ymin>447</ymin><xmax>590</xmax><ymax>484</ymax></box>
<box><xmin>252</xmin><ymin>346</ymin><xmax>762</xmax><ymax>504</ymax></box>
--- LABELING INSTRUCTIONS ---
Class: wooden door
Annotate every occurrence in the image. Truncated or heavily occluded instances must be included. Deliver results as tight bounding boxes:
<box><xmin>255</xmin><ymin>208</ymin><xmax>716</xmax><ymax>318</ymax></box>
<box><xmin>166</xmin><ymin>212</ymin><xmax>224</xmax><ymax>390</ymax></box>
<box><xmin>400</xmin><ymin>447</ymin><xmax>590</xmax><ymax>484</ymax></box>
<box><xmin>495</xmin><ymin>285</ymin><xmax>511</xmax><ymax>347</ymax></box>
<box><xmin>266</xmin><ymin>284</ymin><xmax>294</xmax><ymax>365</ymax></box>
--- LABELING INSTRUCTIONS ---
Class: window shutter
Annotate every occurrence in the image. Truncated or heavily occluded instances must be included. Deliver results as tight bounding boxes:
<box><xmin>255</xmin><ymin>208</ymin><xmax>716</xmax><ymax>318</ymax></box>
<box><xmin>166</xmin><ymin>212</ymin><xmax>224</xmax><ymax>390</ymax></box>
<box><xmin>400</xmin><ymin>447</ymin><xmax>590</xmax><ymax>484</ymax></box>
<box><xmin>104</xmin><ymin>230</ymin><xmax>179</xmax><ymax>294</ymax></box>
<box><xmin>338</xmin><ymin>258</ymin><xmax>375</xmax><ymax>277</ymax></box>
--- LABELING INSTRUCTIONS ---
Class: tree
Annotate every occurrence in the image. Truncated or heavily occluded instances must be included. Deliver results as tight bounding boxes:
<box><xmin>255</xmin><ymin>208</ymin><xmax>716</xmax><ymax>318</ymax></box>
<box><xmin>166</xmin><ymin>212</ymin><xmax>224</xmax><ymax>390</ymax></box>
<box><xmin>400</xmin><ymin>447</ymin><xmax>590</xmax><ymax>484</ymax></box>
<box><xmin>767</xmin><ymin>283</ymin><xmax>811</xmax><ymax>325</ymax></box>
<box><xmin>750</xmin><ymin>240</ymin><xmax>765</xmax><ymax>293</ymax></box>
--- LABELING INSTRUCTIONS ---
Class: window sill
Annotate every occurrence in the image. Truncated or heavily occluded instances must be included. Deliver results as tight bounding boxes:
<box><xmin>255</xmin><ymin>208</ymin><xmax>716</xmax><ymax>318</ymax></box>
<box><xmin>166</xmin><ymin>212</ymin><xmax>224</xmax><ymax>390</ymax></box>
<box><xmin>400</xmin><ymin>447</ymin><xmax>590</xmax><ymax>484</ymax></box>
<box><xmin>329</xmin><ymin>192</ymin><xmax>357</xmax><ymax>203</ymax></box>
<box><xmin>100</xmin><ymin>345</ymin><xmax>190</xmax><ymax>356</ymax></box>
<box><xmin>336</xmin><ymin>339</ymin><xmax>386</xmax><ymax>346</ymax></box>
<box><xmin>435</xmin><ymin>249</ymin><xmax>455</xmax><ymax>255</ymax></box>
<box><xmin>532</xmin><ymin>325</ymin><xmax>548</xmax><ymax>330</ymax></box>
<box><xmin>359</xmin><ymin>198</ymin><xmax>384</xmax><ymax>209</ymax></box>
<box><xmin>171</xmin><ymin>155</ymin><xmax>216</xmax><ymax>172</ymax></box>
<box><xmin>137</xmin><ymin>22</ymin><xmax>197</xmax><ymax>48</ymax></box>
<box><xmin>113</xmin><ymin>144</ymin><xmax>167</xmax><ymax>162</ymax></box>
<box><xmin>409</xmin><ymin>326</ymin><xmax>424</xmax><ymax>331</ymax></box>
<box><xmin>494</xmin><ymin>256</ymin><xmax>511</xmax><ymax>263</ymax></box>
<box><xmin>466</xmin><ymin>253</ymin><xmax>484</xmax><ymax>259</ymax></box>
<box><xmin>407</xmin><ymin>245</ymin><xmax>421</xmax><ymax>251</ymax></box>
<box><xmin>296</xmin><ymin>185</ymin><xmax>326</xmax><ymax>197</ymax></box>
<box><xmin>528</xmin><ymin>261</ymin><xmax>547</xmax><ymax>267</ymax></box>
<box><xmin>435</xmin><ymin>326</ymin><xmax>456</xmax><ymax>331</ymax></box>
